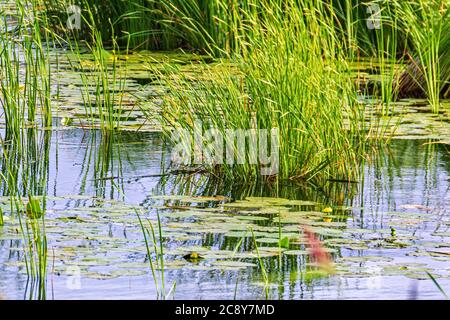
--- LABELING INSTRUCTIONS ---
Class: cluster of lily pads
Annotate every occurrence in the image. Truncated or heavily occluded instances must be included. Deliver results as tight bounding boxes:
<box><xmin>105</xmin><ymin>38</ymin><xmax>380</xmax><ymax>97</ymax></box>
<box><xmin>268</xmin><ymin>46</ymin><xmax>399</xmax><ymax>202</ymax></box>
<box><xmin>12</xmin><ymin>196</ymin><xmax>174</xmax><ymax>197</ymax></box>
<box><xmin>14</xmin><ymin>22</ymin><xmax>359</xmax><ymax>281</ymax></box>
<box><xmin>46</xmin><ymin>48</ymin><xmax>228</xmax><ymax>132</ymax></box>
<box><xmin>1</xmin><ymin>193</ymin><xmax>448</xmax><ymax>284</ymax></box>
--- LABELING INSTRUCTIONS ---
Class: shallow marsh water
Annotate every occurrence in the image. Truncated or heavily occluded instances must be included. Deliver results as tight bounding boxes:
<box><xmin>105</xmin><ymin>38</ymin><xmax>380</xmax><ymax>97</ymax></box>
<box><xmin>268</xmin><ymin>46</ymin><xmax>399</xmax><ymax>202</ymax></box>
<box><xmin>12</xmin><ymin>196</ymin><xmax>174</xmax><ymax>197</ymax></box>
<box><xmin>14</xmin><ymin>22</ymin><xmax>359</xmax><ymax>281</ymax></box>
<box><xmin>0</xmin><ymin>129</ymin><xmax>449</xmax><ymax>299</ymax></box>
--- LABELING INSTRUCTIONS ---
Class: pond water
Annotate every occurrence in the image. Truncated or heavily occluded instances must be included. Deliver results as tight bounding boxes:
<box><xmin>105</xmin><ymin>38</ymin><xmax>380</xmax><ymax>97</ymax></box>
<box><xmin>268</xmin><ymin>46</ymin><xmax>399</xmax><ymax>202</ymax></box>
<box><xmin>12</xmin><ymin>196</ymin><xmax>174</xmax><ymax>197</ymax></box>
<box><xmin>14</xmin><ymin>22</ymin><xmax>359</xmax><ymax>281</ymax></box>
<box><xmin>0</xmin><ymin>129</ymin><xmax>449</xmax><ymax>299</ymax></box>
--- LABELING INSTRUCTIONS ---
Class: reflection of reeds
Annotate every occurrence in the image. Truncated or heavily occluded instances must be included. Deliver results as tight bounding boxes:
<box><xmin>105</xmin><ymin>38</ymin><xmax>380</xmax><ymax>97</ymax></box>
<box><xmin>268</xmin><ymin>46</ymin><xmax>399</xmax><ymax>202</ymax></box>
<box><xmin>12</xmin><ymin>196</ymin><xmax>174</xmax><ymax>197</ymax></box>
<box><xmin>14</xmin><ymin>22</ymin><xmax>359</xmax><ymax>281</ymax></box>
<box><xmin>0</xmin><ymin>130</ymin><xmax>51</xmax><ymax>300</ymax></box>
<box><xmin>93</xmin><ymin>133</ymin><xmax>124</xmax><ymax>199</ymax></box>
<box><xmin>74</xmin><ymin>131</ymin><xmax>125</xmax><ymax>199</ymax></box>
<box><xmin>0</xmin><ymin>0</ymin><xmax>53</xmax><ymax>300</ymax></box>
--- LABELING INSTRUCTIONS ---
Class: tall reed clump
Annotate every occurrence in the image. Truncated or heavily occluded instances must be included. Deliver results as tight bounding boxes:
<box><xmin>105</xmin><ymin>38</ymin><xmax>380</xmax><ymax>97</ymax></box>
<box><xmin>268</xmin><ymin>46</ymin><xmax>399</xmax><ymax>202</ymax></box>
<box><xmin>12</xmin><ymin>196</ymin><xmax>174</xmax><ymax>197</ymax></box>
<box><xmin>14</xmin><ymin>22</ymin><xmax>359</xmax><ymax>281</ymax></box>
<box><xmin>44</xmin><ymin>0</ymin><xmax>153</xmax><ymax>48</ymax></box>
<box><xmin>43</xmin><ymin>0</ymin><xmax>244</xmax><ymax>53</ymax></box>
<box><xmin>49</xmin><ymin>1</ymin><xmax>130</xmax><ymax>131</ymax></box>
<box><xmin>140</xmin><ymin>0</ymin><xmax>258</xmax><ymax>55</ymax></box>
<box><xmin>372</xmin><ymin>1</ymin><xmax>402</xmax><ymax>114</ymax></box>
<box><xmin>0</xmin><ymin>0</ymin><xmax>51</xmax><ymax>299</ymax></box>
<box><xmin>394</xmin><ymin>0</ymin><xmax>449</xmax><ymax>113</ymax></box>
<box><xmin>158</xmin><ymin>0</ymin><xmax>367</xmax><ymax>183</ymax></box>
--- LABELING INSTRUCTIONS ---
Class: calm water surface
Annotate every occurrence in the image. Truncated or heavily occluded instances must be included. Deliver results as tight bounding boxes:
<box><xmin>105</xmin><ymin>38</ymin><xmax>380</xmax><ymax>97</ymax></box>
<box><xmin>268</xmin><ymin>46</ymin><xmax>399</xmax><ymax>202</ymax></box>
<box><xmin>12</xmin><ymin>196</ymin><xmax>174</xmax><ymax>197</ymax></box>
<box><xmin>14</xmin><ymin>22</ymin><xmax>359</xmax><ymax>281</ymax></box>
<box><xmin>0</xmin><ymin>129</ymin><xmax>448</xmax><ymax>300</ymax></box>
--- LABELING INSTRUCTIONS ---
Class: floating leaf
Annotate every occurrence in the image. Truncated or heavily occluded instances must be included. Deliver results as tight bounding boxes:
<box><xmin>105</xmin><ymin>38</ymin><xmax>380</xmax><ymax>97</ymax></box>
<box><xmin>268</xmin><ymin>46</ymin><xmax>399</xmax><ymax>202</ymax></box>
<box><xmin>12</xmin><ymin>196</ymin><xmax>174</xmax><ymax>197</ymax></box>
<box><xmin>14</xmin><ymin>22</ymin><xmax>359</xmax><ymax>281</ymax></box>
<box><xmin>183</xmin><ymin>252</ymin><xmax>205</xmax><ymax>261</ymax></box>
<box><xmin>279</xmin><ymin>236</ymin><xmax>290</xmax><ymax>249</ymax></box>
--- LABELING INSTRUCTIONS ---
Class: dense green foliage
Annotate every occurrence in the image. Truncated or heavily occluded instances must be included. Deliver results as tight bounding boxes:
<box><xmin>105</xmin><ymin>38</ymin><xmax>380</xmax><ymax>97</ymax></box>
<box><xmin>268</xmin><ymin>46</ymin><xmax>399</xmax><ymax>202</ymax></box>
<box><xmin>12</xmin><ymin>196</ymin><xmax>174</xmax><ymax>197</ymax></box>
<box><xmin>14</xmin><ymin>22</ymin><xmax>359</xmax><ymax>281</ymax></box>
<box><xmin>158</xmin><ymin>0</ymin><xmax>366</xmax><ymax>181</ymax></box>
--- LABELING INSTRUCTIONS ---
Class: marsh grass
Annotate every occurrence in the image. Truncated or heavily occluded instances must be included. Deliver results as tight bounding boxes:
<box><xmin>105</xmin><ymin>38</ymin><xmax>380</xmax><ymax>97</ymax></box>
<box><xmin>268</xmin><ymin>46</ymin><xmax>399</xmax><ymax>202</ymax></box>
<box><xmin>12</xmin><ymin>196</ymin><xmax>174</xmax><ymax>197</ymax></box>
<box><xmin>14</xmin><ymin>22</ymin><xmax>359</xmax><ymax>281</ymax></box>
<box><xmin>0</xmin><ymin>0</ymin><xmax>447</xmax><ymax>301</ymax></box>
<box><xmin>157</xmin><ymin>0</ymin><xmax>367</xmax><ymax>183</ymax></box>
<box><xmin>48</xmin><ymin>1</ymin><xmax>132</xmax><ymax>131</ymax></box>
<box><xmin>427</xmin><ymin>272</ymin><xmax>448</xmax><ymax>299</ymax></box>
<box><xmin>80</xmin><ymin>10</ymin><xmax>129</xmax><ymax>131</ymax></box>
<box><xmin>250</xmin><ymin>228</ymin><xmax>270</xmax><ymax>299</ymax></box>
<box><xmin>136</xmin><ymin>209</ymin><xmax>176</xmax><ymax>300</ymax></box>
<box><xmin>39</xmin><ymin>1</ymin><xmax>129</xmax><ymax>131</ymax></box>
<box><xmin>394</xmin><ymin>0</ymin><xmax>449</xmax><ymax>112</ymax></box>
<box><xmin>0</xmin><ymin>1</ymin><xmax>53</xmax><ymax>133</ymax></box>
<box><xmin>0</xmin><ymin>130</ymin><xmax>50</xmax><ymax>300</ymax></box>
<box><xmin>373</xmin><ymin>3</ymin><xmax>402</xmax><ymax>114</ymax></box>
<box><xmin>0</xmin><ymin>0</ymin><xmax>53</xmax><ymax>299</ymax></box>
<box><xmin>44</xmin><ymin>0</ymin><xmax>250</xmax><ymax>54</ymax></box>
<box><xmin>43</xmin><ymin>1</ymin><xmax>448</xmax><ymax>111</ymax></box>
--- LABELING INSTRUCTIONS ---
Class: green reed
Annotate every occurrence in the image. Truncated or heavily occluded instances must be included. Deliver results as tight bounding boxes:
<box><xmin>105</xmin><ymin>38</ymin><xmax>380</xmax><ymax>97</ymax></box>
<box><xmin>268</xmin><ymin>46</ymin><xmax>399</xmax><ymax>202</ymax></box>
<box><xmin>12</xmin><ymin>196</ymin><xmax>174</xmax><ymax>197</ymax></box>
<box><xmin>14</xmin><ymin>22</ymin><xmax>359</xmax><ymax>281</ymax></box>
<box><xmin>49</xmin><ymin>1</ymin><xmax>131</xmax><ymax>131</ymax></box>
<box><xmin>427</xmin><ymin>272</ymin><xmax>448</xmax><ymax>299</ymax></box>
<box><xmin>373</xmin><ymin>2</ymin><xmax>402</xmax><ymax>114</ymax></box>
<box><xmin>394</xmin><ymin>0</ymin><xmax>448</xmax><ymax>113</ymax></box>
<box><xmin>41</xmin><ymin>0</ymin><xmax>449</xmax><ymax>114</ymax></box>
<box><xmin>136</xmin><ymin>209</ymin><xmax>176</xmax><ymax>300</ymax></box>
<box><xmin>82</xmin><ymin>7</ymin><xmax>129</xmax><ymax>131</ymax></box>
<box><xmin>250</xmin><ymin>228</ymin><xmax>270</xmax><ymax>299</ymax></box>
<box><xmin>157</xmin><ymin>0</ymin><xmax>367</xmax><ymax>183</ymax></box>
<box><xmin>0</xmin><ymin>129</ymin><xmax>50</xmax><ymax>300</ymax></box>
<box><xmin>0</xmin><ymin>0</ymin><xmax>53</xmax><ymax>299</ymax></box>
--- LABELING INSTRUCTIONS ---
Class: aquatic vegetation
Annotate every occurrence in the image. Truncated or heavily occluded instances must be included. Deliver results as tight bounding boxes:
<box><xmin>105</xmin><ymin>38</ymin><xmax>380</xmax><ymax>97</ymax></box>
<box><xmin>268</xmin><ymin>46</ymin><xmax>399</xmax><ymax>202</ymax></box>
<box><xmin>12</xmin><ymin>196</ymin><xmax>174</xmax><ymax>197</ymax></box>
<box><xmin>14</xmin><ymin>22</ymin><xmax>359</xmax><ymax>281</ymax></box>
<box><xmin>47</xmin><ymin>3</ymin><xmax>131</xmax><ymax>131</ymax></box>
<box><xmin>5</xmin><ymin>189</ymin><xmax>444</xmax><ymax>298</ymax></box>
<box><xmin>0</xmin><ymin>0</ymin><xmax>53</xmax><ymax>291</ymax></box>
<box><xmin>0</xmin><ymin>0</ymin><xmax>449</xmax><ymax>302</ymax></box>
<box><xmin>158</xmin><ymin>0</ymin><xmax>367</xmax><ymax>182</ymax></box>
<box><xmin>137</xmin><ymin>209</ymin><xmax>176</xmax><ymax>300</ymax></box>
<box><xmin>427</xmin><ymin>272</ymin><xmax>448</xmax><ymax>299</ymax></box>
<box><xmin>0</xmin><ymin>1</ymin><xmax>53</xmax><ymax>134</ymax></box>
<box><xmin>322</xmin><ymin>207</ymin><xmax>333</xmax><ymax>214</ymax></box>
<box><xmin>0</xmin><ymin>129</ymin><xmax>50</xmax><ymax>299</ymax></box>
<box><xmin>373</xmin><ymin>2</ymin><xmax>402</xmax><ymax>114</ymax></box>
<box><xmin>42</xmin><ymin>0</ymin><xmax>449</xmax><ymax>117</ymax></box>
<box><xmin>0</xmin><ymin>133</ymin><xmax>448</xmax><ymax>299</ymax></box>
<box><xmin>394</xmin><ymin>0</ymin><xmax>449</xmax><ymax>113</ymax></box>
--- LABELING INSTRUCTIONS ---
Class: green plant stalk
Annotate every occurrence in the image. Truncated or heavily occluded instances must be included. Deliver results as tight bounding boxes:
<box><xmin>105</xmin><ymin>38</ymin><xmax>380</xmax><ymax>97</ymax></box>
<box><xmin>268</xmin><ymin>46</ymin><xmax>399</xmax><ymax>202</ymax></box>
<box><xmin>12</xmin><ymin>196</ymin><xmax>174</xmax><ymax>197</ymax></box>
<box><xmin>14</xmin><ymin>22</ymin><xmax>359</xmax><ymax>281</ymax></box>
<box><xmin>426</xmin><ymin>272</ymin><xmax>448</xmax><ymax>299</ymax></box>
<box><xmin>136</xmin><ymin>210</ymin><xmax>161</xmax><ymax>297</ymax></box>
<box><xmin>251</xmin><ymin>228</ymin><xmax>269</xmax><ymax>299</ymax></box>
<box><xmin>394</xmin><ymin>0</ymin><xmax>447</xmax><ymax>113</ymax></box>
<box><xmin>135</xmin><ymin>207</ymin><xmax>173</xmax><ymax>300</ymax></box>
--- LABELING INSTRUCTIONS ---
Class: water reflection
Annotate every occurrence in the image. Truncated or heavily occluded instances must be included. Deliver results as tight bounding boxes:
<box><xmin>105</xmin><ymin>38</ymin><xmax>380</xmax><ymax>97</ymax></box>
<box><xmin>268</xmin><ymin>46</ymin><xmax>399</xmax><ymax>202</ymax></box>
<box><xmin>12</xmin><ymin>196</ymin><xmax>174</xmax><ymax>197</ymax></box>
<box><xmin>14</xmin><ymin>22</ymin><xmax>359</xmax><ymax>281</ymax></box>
<box><xmin>0</xmin><ymin>129</ymin><xmax>449</xmax><ymax>299</ymax></box>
